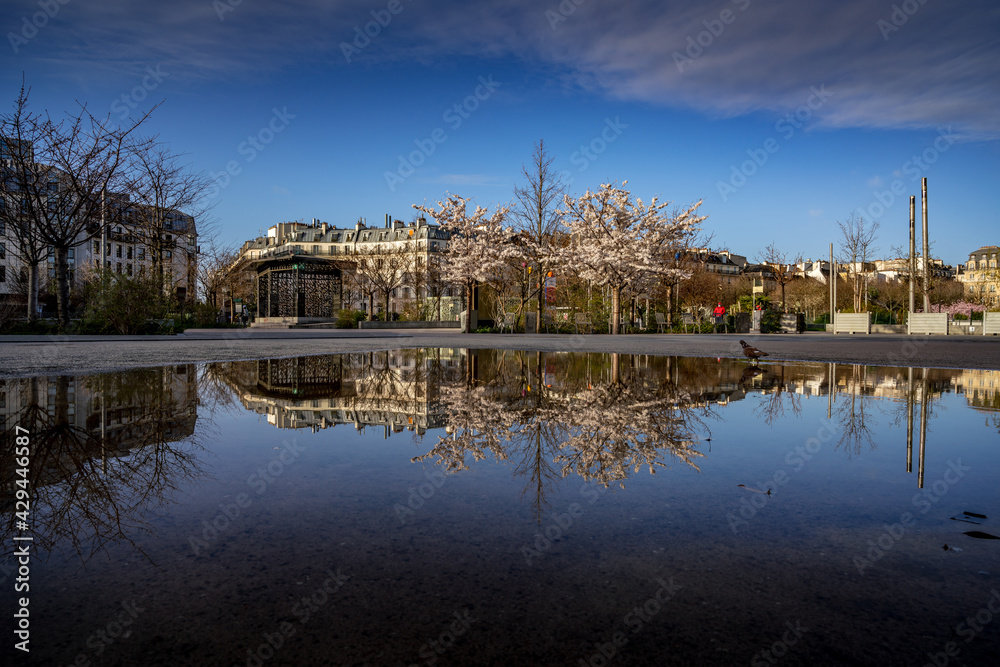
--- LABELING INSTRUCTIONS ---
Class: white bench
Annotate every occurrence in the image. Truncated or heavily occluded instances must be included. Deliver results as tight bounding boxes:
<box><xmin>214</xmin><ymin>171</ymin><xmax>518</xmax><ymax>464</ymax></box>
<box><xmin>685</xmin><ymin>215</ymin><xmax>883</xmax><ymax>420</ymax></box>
<box><xmin>908</xmin><ymin>312</ymin><xmax>948</xmax><ymax>335</ymax></box>
<box><xmin>984</xmin><ymin>312</ymin><xmax>1000</xmax><ymax>336</ymax></box>
<box><xmin>833</xmin><ymin>313</ymin><xmax>870</xmax><ymax>334</ymax></box>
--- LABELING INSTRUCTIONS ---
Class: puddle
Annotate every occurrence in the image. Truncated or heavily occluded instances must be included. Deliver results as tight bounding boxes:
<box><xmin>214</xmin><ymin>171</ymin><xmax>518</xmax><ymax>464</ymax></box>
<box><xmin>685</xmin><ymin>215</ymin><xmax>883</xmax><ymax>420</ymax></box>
<box><xmin>2</xmin><ymin>350</ymin><xmax>999</xmax><ymax>666</ymax></box>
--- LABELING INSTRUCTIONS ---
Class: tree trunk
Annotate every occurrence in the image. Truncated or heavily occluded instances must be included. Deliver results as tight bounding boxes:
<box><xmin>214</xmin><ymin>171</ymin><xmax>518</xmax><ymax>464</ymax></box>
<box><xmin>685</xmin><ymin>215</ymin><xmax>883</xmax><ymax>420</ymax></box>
<box><xmin>385</xmin><ymin>290</ymin><xmax>391</xmax><ymax>321</ymax></box>
<box><xmin>54</xmin><ymin>245</ymin><xmax>72</xmax><ymax>330</ymax></box>
<box><xmin>465</xmin><ymin>281</ymin><xmax>473</xmax><ymax>333</ymax></box>
<box><xmin>26</xmin><ymin>261</ymin><xmax>39</xmax><ymax>322</ymax></box>
<box><xmin>535</xmin><ymin>262</ymin><xmax>544</xmax><ymax>331</ymax></box>
<box><xmin>611</xmin><ymin>285</ymin><xmax>621</xmax><ymax>334</ymax></box>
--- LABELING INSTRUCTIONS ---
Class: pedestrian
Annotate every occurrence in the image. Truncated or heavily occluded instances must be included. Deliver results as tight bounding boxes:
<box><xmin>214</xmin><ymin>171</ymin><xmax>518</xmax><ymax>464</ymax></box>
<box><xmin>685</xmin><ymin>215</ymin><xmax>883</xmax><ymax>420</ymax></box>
<box><xmin>713</xmin><ymin>302</ymin><xmax>726</xmax><ymax>333</ymax></box>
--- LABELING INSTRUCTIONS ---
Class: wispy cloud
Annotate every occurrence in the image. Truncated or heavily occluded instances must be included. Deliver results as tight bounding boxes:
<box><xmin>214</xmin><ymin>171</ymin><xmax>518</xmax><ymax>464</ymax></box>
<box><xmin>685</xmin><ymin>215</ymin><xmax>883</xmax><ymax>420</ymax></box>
<box><xmin>7</xmin><ymin>0</ymin><xmax>998</xmax><ymax>137</ymax></box>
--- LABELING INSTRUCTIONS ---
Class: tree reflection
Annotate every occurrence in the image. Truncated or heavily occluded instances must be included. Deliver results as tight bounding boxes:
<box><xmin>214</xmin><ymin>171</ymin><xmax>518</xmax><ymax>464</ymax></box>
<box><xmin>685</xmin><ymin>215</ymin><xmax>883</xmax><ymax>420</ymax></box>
<box><xmin>0</xmin><ymin>367</ymin><xmax>204</xmax><ymax>566</ymax></box>
<box><xmin>413</xmin><ymin>352</ymin><xmax>714</xmax><ymax>518</ymax></box>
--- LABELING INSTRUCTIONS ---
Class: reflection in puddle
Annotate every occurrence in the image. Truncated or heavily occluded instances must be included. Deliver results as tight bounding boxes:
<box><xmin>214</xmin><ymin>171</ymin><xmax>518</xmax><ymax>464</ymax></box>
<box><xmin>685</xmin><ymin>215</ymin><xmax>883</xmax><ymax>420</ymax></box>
<box><xmin>2</xmin><ymin>350</ymin><xmax>999</xmax><ymax>666</ymax></box>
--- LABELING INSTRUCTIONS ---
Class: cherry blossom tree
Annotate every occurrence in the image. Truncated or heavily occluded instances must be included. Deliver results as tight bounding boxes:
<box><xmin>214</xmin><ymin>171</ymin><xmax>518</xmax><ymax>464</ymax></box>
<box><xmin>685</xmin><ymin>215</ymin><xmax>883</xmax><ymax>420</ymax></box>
<box><xmin>414</xmin><ymin>195</ymin><xmax>519</xmax><ymax>332</ymax></box>
<box><xmin>556</xmin><ymin>182</ymin><xmax>706</xmax><ymax>334</ymax></box>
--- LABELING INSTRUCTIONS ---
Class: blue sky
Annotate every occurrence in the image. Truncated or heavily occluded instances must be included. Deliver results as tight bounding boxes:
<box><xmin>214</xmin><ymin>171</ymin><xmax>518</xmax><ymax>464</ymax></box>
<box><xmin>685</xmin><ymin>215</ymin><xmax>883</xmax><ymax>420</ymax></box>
<box><xmin>2</xmin><ymin>0</ymin><xmax>998</xmax><ymax>266</ymax></box>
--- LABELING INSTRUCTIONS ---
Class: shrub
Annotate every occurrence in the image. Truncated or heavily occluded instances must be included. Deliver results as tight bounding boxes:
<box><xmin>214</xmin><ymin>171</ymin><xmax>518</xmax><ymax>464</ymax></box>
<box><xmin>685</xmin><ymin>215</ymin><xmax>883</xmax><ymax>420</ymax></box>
<box><xmin>760</xmin><ymin>310</ymin><xmax>781</xmax><ymax>334</ymax></box>
<box><xmin>82</xmin><ymin>269</ymin><xmax>167</xmax><ymax>335</ymax></box>
<box><xmin>336</xmin><ymin>309</ymin><xmax>366</xmax><ymax>329</ymax></box>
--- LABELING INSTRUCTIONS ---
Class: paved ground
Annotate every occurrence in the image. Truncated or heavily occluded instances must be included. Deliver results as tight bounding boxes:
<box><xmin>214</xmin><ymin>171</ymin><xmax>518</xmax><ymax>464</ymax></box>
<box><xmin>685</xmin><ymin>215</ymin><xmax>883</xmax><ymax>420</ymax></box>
<box><xmin>1</xmin><ymin>329</ymin><xmax>1000</xmax><ymax>378</ymax></box>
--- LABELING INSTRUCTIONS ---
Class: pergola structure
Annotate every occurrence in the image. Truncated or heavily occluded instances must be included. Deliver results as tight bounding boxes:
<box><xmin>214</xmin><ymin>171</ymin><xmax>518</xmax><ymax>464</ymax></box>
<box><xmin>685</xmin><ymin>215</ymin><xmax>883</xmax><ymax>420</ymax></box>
<box><xmin>252</xmin><ymin>252</ymin><xmax>350</xmax><ymax>324</ymax></box>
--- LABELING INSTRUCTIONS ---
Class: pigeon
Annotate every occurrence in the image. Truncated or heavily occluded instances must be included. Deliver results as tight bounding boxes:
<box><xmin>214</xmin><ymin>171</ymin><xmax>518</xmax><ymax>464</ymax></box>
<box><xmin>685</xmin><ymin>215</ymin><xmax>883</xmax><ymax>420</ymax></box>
<box><xmin>739</xmin><ymin>340</ymin><xmax>769</xmax><ymax>364</ymax></box>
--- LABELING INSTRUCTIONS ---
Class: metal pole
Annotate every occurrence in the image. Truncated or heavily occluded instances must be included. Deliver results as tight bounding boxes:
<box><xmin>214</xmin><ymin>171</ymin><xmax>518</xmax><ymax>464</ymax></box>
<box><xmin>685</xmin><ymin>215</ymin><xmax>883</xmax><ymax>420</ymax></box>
<box><xmin>908</xmin><ymin>196</ymin><xmax>916</xmax><ymax>314</ymax></box>
<box><xmin>906</xmin><ymin>366</ymin><xmax>913</xmax><ymax>473</ymax></box>
<box><xmin>829</xmin><ymin>243</ymin><xmax>834</xmax><ymax>332</ymax></box>
<box><xmin>921</xmin><ymin>178</ymin><xmax>930</xmax><ymax>313</ymax></box>
<box><xmin>918</xmin><ymin>367</ymin><xmax>927</xmax><ymax>489</ymax></box>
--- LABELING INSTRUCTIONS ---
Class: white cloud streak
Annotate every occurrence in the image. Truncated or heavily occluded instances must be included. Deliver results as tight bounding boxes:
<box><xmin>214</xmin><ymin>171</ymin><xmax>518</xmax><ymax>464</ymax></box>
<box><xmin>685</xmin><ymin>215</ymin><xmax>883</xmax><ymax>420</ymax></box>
<box><xmin>5</xmin><ymin>0</ymin><xmax>998</xmax><ymax>137</ymax></box>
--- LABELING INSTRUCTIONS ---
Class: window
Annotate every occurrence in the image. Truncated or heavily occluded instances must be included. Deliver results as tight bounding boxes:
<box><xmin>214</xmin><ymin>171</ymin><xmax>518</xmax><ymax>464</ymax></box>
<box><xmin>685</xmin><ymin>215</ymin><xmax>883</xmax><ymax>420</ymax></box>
<box><xmin>0</xmin><ymin>221</ymin><xmax>4</xmax><ymax>236</ymax></box>
<box><xmin>138</xmin><ymin>248</ymin><xmax>145</xmax><ymax>259</ymax></box>
<box><xmin>0</xmin><ymin>242</ymin><xmax>4</xmax><ymax>259</ymax></box>
<box><xmin>68</xmin><ymin>248</ymin><xmax>74</xmax><ymax>260</ymax></box>
<box><xmin>165</xmin><ymin>219</ymin><xmax>173</xmax><ymax>230</ymax></box>
<box><xmin>126</xmin><ymin>263</ymin><xmax>132</xmax><ymax>276</ymax></box>
<box><xmin>313</xmin><ymin>245</ymin><xmax>320</xmax><ymax>254</ymax></box>
<box><xmin>116</xmin><ymin>262</ymin><xmax>122</xmax><ymax>274</ymax></box>
<box><xmin>116</xmin><ymin>244</ymin><xmax>122</xmax><ymax>258</ymax></box>
<box><xmin>0</xmin><ymin>266</ymin><xmax>5</xmax><ymax>282</ymax></box>
<box><xmin>127</xmin><ymin>247</ymin><xmax>133</xmax><ymax>260</ymax></box>
<box><xmin>166</xmin><ymin>250</ymin><xmax>172</xmax><ymax>258</ymax></box>
<box><xmin>94</xmin><ymin>240</ymin><xmax>100</xmax><ymax>254</ymax></box>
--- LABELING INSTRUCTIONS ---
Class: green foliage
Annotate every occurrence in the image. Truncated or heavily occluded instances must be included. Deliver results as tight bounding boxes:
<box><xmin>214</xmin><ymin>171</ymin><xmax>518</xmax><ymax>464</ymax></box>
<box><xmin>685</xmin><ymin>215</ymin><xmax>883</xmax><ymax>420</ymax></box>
<box><xmin>82</xmin><ymin>269</ymin><xmax>168</xmax><ymax>335</ymax></box>
<box><xmin>0</xmin><ymin>319</ymin><xmax>61</xmax><ymax>334</ymax></box>
<box><xmin>335</xmin><ymin>309</ymin><xmax>367</xmax><ymax>329</ymax></box>
<box><xmin>760</xmin><ymin>310</ymin><xmax>781</xmax><ymax>334</ymax></box>
<box><xmin>738</xmin><ymin>294</ymin><xmax>770</xmax><ymax>312</ymax></box>
<box><xmin>190</xmin><ymin>302</ymin><xmax>223</xmax><ymax>327</ymax></box>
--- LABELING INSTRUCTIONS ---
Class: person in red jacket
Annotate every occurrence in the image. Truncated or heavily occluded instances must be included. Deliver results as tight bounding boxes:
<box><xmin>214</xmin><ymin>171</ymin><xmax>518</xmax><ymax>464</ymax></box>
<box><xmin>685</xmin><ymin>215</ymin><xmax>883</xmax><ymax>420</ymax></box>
<box><xmin>713</xmin><ymin>303</ymin><xmax>726</xmax><ymax>333</ymax></box>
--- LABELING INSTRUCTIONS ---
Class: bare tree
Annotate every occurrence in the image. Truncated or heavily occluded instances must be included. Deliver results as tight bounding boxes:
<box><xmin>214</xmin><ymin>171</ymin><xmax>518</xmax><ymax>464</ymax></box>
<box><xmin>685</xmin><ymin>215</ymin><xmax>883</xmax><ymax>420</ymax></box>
<box><xmin>2</xmin><ymin>86</ymin><xmax>154</xmax><ymax>329</ymax></box>
<box><xmin>837</xmin><ymin>214</ymin><xmax>879</xmax><ymax>313</ymax></box>
<box><xmin>128</xmin><ymin>142</ymin><xmax>215</xmax><ymax>302</ymax></box>
<box><xmin>0</xmin><ymin>87</ymin><xmax>50</xmax><ymax>321</ymax></box>
<box><xmin>512</xmin><ymin>140</ymin><xmax>565</xmax><ymax>327</ymax></box>
<box><xmin>196</xmin><ymin>241</ymin><xmax>240</xmax><ymax>314</ymax></box>
<box><xmin>678</xmin><ymin>263</ymin><xmax>723</xmax><ymax>324</ymax></box>
<box><xmin>352</xmin><ymin>244</ymin><xmax>410</xmax><ymax>318</ymax></box>
<box><xmin>756</xmin><ymin>242</ymin><xmax>801</xmax><ymax>312</ymax></box>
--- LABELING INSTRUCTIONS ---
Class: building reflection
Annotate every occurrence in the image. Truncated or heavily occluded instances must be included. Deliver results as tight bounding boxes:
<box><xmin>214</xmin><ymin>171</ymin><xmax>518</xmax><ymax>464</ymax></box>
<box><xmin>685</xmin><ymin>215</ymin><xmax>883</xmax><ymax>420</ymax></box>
<box><xmin>0</xmin><ymin>366</ymin><xmax>203</xmax><ymax>563</ymax></box>
<box><xmin>208</xmin><ymin>351</ymin><xmax>1000</xmax><ymax>516</ymax></box>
